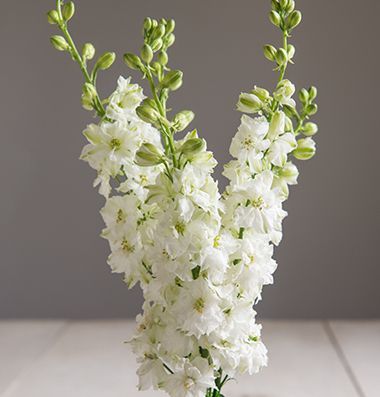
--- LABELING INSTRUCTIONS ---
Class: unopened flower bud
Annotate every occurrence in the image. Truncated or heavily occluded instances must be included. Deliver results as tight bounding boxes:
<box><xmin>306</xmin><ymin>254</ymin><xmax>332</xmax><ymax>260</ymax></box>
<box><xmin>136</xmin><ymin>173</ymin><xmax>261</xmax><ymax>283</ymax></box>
<box><xmin>285</xmin><ymin>115</ymin><xmax>294</xmax><ymax>132</ymax></box>
<box><xmin>141</xmin><ymin>44</ymin><xmax>153</xmax><ymax>63</ymax></box>
<box><xmin>47</xmin><ymin>10</ymin><xmax>60</xmax><ymax>24</ymax></box>
<box><xmin>267</xmin><ymin>111</ymin><xmax>285</xmax><ymax>140</ymax></box>
<box><xmin>144</xmin><ymin>17</ymin><xmax>152</xmax><ymax>32</ymax></box>
<box><xmin>269</xmin><ymin>10</ymin><xmax>282</xmax><ymax>27</ymax></box>
<box><xmin>288</xmin><ymin>10</ymin><xmax>302</xmax><ymax>30</ymax></box>
<box><xmin>62</xmin><ymin>1</ymin><xmax>75</xmax><ymax>21</ymax></box>
<box><xmin>181</xmin><ymin>138</ymin><xmax>205</xmax><ymax>156</ymax></box>
<box><xmin>81</xmin><ymin>83</ymin><xmax>97</xmax><ymax>111</ymax></box>
<box><xmin>123</xmin><ymin>53</ymin><xmax>143</xmax><ymax>70</ymax></box>
<box><xmin>165</xmin><ymin>19</ymin><xmax>176</xmax><ymax>35</ymax></box>
<box><xmin>165</xmin><ymin>33</ymin><xmax>175</xmax><ymax>48</ymax></box>
<box><xmin>237</xmin><ymin>93</ymin><xmax>262</xmax><ymax>113</ymax></box>
<box><xmin>136</xmin><ymin>105</ymin><xmax>159</xmax><ymax>124</ymax></box>
<box><xmin>263</xmin><ymin>45</ymin><xmax>277</xmax><ymax>61</ymax></box>
<box><xmin>280</xmin><ymin>0</ymin><xmax>289</xmax><ymax>9</ymax></box>
<box><xmin>306</xmin><ymin>103</ymin><xmax>318</xmax><ymax>116</ymax></box>
<box><xmin>276</xmin><ymin>48</ymin><xmax>288</xmax><ymax>65</ymax></box>
<box><xmin>308</xmin><ymin>86</ymin><xmax>318</xmax><ymax>101</ymax></box>
<box><xmin>251</xmin><ymin>86</ymin><xmax>270</xmax><ymax>101</ymax></box>
<box><xmin>285</xmin><ymin>0</ymin><xmax>295</xmax><ymax>14</ymax></box>
<box><xmin>82</xmin><ymin>43</ymin><xmax>95</xmax><ymax>60</ymax></box>
<box><xmin>293</xmin><ymin>138</ymin><xmax>316</xmax><ymax>160</ymax></box>
<box><xmin>287</xmin><ymin>44</ymin><xmax>296</xmax><ymax>59</ymax></box>
<box><xmin>302</xmin><ymin>122</ymin><xmax>318</xmax><ymax>136</ymax></box>
<box><xmin>50</xmin><ymin>35</ymin><xmax>69</xmax><ymax>51</ymax></box>
<box><xmin>271</xmin><ymin>0</ymin><xmax>281</xmax><ymax>11</ymax></box>
<box><xmin>158</xmin><ymin>51</ymin><xmax>168</xmax><ymax>66</ymax></box>
<box><xmin>151</xmin><ymin>38</ymin><xmax>163</xmax><ymax>52</ymax></box>
<box><xmin>96</xmin><ymin>52</ymin><xmax>115</xmax><ymax>70</ymax></box>
<box><xmin>135</xmin><ymin>143</ymin><xmax>163</xmax><ymax>166</ymax></box>
<box><xmin>152</xmin><ymin>24</ymin><xmax>166</xmax><ymax>40</ymax></box>
<box><xmin>298</xmin><ymin>88</ymin><xmax>309</xmax><ymax>104</ymax></box>
<box><xmin>162</xmin><ymin>70</ymin><xmax>183</xmax><ymax>91</ymax></box>
<box><xmin>173</xmin><ymin>110</ymin><xmax>195</xmax><ymax>132</ymax></box>
<box><xmin>279</xmin><ymin>161</ymin><xmax>299</xmax><ymax>183</ymax></box>
<box><xmin>282</xmin><ymin>104</ymin><xmax>297</xmax><ymax>118</ymax></box>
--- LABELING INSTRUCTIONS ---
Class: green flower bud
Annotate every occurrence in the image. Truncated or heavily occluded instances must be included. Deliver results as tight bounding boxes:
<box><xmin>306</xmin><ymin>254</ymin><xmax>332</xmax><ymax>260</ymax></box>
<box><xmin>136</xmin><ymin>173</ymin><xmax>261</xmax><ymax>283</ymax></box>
<box><xmin>283</xmin><ymin>104</ymin><xmax>297</xmax><ymax>118</ymax></box>
<box><xmin>173</xmin><ymin>110</ymin><xmax>195</xmax><ymax>132</ymax></box>
<box><xmin>50</xmin><ymin>35</ymin><xmax>69</xmax><ymax>51</ymax></box>
<box><xmin>165</xmin><ymin>33</ymin><xmax>175</xmax><ymax>48</ymax></box>
<box><xmin>135</xmin><ymin>143</ymin><xmax>164</xmax><ymax>166</ymax></box>
<box><xmin>62</xmin><ymin>1</ymin><xmax>75</xmax><ymax>21</ymax></box>
<box><xmin>152</xmin><ymin>24</ymin><xmax>166</xmax><ymax>40</ymax></box>
<box><xmin>82</xmin><ymin>43</ymin><xmax>95</xmax><ymax>61</ymax></box>
<box><xmin>165</xmin><ymin>19</ymin><xmax>176</xmax><ymax>35</ymax></box>
<box><xmin>136</xmin><ymin>104</ymin><xmax>159</xmax><ymax>124</ymax></box>
<box><xmin>263</xmin><ymin>45</ymin><xmax>277</xmax><ymax>61</ymax></box>
<box><xmin>298</xmin><ymin>88</ymin><xmax>309</xmax><ymax>104</ymax></box>
<box><xmin>144</xmin><ymin>17</ymin><xmax>152</xmax><ymax>32</ymax></box>
<box><xmin>306</xmin><ymin>103</ymin><xmax>318</xmax><ymax>116</ymax></box>
<box><xmin>302</xmin><ymin>122</ymin><xmax>318</xmax><ymax>136</ymax></box>
<box><xmin>159</xmin><ymin>18</ymin><xmax>167</xmax><ymax>26</ymax></box>
<box><xmin>81</xmin><ymin>83</ymin><xmax>97</xmax><ymax>111</ymax></box>
<box><xmin>181</xmin><ymin>138</ymin><xmax>205</xmax><ymax>156</ymax></box>
<box><xmin>152</xmin><ymin>62</ymin><xmax>163</xmax><ymax>78</ymax></box>
<box><xmin>161</xmin><ymin>70</ymin><xmax>183</xmax><ymax>91</ymax></box>
<box><xmin>287</xmin><ymin>44</ymin><xmax>296</xmax><ymax>59</ymax></box>
<box><xmin>271</xmin><ymin>0</ymin><xmax>281</xmax><ymax>11</ymax></box>
<box><xmin>251</xmin><ymin>86</ymin><xmax>271</xmax><ymax>101</ymax></box>
<box><xmin>157</xmin><ymin>51</ymin><xmax>168</xmax><ymax>66</ymax></box>
<box><xmin>285</xmin><ymin>115</ymin><xmax>294</xmax><ymax>132</ymax></box>
<box><xmin>141</xmin><ymin>44</ymin><xmax>153</xmax><ymax>63</ymax></box>
<box><xmin>237</xmin><ymin>92</ymin><xmax>262</xmax><ymax>113</ymax></box>
<box><xmin>280</xmin><ymin>0</ymin><xmax>289</xmax><ymax>9</ymax></box>
<box><xmin>123</xmin><ymin>53</ymin><xmax>143</xmax><ymax>70</ymax></box>
<box><xmin>151</xmin><ymin>38</ymin><xmax>163</xmax><ymax>52</ymax></box>
<box><xmin>151</xmin><ymin>19</ymin><xmax>158</xmax><ymax>29</ymax></box>
<box><xmin>47</xmin><ymin>10</ymin><xmax>60</xmax><ymax>24</ymax></box>
<box><xmin>293</xmin><ymin>138</ymin><xmax>316</xmax><ymax>160</ymax></box>
<box><xmin>285</xmin><ymin>0</ymin><xmax>295</xmax><ymax>14</ymax></box>
<box><xmin>308</xmin><ymin>86</ymin><xmax>318</xmax><ymax>101</ymax></box>
<box><xmin>276</xmin><ymin>48</ymin><xmax>288</xmax><ymax>65</ymax></box>
<box><xmin>267</xmin><ymin>111</ymin><xmax>285</xmax><ymax>140</ymax></box>
<box><xmin>288</xmin><ymin>10</ymin><xmax>302</xmax><ymax>30</ymax></box>
<box><xmin>269</xmin><ymin>10</ymin><xmax>282</xmax><ymax>27</ymax></box>
<box><xmin>96</xmin><ymin>52</ymin><xmax>116</xmax><ymax>70</ymax></box>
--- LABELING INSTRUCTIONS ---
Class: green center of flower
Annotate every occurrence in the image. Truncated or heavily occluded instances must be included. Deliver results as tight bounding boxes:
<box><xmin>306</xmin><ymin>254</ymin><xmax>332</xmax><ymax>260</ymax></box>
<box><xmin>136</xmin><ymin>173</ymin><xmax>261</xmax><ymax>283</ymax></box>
<box><xmin>121</xmin><ymin>238</ymin><xmax>135</xmax><ymax>253</ymax></box>
<box><xmin>175</xmin><ymin>221</ymin><xmax>186</xmax><ymax>235</ymax></box>
<box><xmin>251</xmin><ymin>196</ymin><xmax>264</xmax><ymax>209</ymax></box>
<box><xmin>116</xmin><ymin>209</ymin><xmax>124</xmax><ymax>223</ymax></box>
<box><xmin>193</xmin><ymin>298</ymin><xmax>205</xmax><ymax>314</ymax></box>
<box><xmin>242</xmin><ymin>136</ymin><xmax>254</xmax><ymax>150</ymax></box>
<box><xmin>110</xmin><ymin>138</ymin><xmax>121</xmax><ymax>150</ymax></box>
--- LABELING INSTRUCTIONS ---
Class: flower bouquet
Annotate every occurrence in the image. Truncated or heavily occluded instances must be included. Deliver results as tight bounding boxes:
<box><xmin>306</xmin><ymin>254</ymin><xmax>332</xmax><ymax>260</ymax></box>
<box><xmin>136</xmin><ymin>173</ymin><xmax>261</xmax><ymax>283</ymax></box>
<box><xmin>47</xmin><ymin>0</ymin><xmax>319</xmax><ymax>396</ymax></box>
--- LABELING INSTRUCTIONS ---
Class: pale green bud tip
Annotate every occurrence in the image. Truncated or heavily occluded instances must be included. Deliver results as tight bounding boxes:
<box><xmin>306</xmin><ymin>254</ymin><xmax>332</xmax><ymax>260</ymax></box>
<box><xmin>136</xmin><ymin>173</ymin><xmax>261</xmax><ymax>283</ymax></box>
<box><xmin>306</xmin><ymin>103</ymin><xmax>318</xmax><ymax>116</ymax></box>
<box><xmin>136</xmin><ymin>105</ymin><xmax>159</xmax><ymax>124</ymax></box>
<box><xmin>166</xmin><ymin>19</ymin><xmax>176</xmax><ymax>35</ymax></box>
<box><xmin>276</xmin><ymin>48</ymin><xmax>288</xmax><ymax>65</ymax></box>
<box><xmin>173</xmin><ymin>110</ymin><xmax>195</xmax><ymax>132</ymax></box>
<box><xmin>162</xmin><ymin>70</ymin><xmax>183</xmax><ymax>91</ymax></box>
<box><xmin>158</xmin><ymin>51</ymin><xmax>168</xmax><ymax>66</ymax></box>
<box><xmin>293</xmin><ymin>138</ymin><xmax>316</xmax><ymax>160</ymax></box>
<box><xmin>288</xmin><ymin>10</ymin><xmax>302</xmax><ymax>30</ymax></box>
<box><xmin>251</xmin><ymin>86</ymin><xmax>271</xmax><ymax>101</ymax></box>
<box><xmin>181</xmin><ymin>138</ymin><xmax>205</xmax><ymax>156</ymax></box>
<box><xmin>165</xmin><ymin>33</ymin><xmax>175</xmax><ymax>48</ymax></box>
<box><xmin>308</xmin><ymin>86</ymin><xmax>318</xmax><ymax>101</ymax></box>
<box><xmin>82</xmin><ymin>43</ymin><xmax>95</xmax><ymax>60</ymax></box>
<box><xmin>269</xmin><ymin>10</ymin><xmax>281</xmax><ymax>27</ymax></box>
<box><xmin>151</xmin><ymin>38</ymin><xmax>163</xmax><ymax>52</ymax></box>
<box><xmin>47</xmin><ymin>10</ymin><xmax>60</xmax><ymax>24</ymax></box>
<box><xmin>263</xmin><ymin>45</ymin><xmax>277</xmax><ymax>62</ymax></box>
<box><xmin>81</xmin><ymin>83</ymin><xmax>97</xmax><ymax>111</ymax></box>
<box><xmin>50</xmin><ymin>35</ymin><xmax>69</xmax><ymax>51</ymax></box>
<box><xmin>298</xmin><ymin>88</ymin><xmax>309</xmax><ymax>104</ymax></box>
<box><xmin>237</xmin><ymin>93</ymin><xmax>262</xmax><ymax>113</ymax></box>
<box><xmin>287</xmin><ymin>44</ymin><xmax>296</xmax><ymax>59</ymax></box>
<box><xmin>302</xmin><ymin>122</ymin><xmax>318</xmax><ymax>137</ymax></box>
<box><xmin>62</xmin><ymin>1</ymin><xmax>75</xmax><ymax>21</ymax></box>
<box><xmin>144</xmin><ymin>17</ymin><xmax>152</xmax><ymax>31</ymax></box>
<box><xmin>123</xmin><ymin>53</ymin><xmax>143</xmax><ymax>70</ymax></box>
<box><xmin>141</xmin><ymin>44</ymin><xmax>153</xmax><ymax>63</ymax></box>
<box><xmin>96</xmin><ymin>52</ymin><xmax>116</xmax><ymax>70</ymax></box>
<box><xmin>135</xmin><ymin>143</ymin><xmax>163</xmax><ymax>166</ymax></box>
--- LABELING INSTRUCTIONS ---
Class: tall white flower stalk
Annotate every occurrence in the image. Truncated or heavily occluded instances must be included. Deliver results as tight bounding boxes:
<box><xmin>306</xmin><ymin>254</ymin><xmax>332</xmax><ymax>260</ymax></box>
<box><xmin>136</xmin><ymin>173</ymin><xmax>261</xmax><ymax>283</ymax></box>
<box><xmin>48</xmin><ymin>0</ymin><xmax>319</xmax><ymax>396</ymax></box>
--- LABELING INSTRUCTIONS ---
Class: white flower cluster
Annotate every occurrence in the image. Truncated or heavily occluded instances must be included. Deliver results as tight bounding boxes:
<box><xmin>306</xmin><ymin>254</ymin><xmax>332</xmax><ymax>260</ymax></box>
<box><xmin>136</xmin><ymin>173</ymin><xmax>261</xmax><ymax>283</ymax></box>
<box><xmin>80</xmin><ymin>76</ymin><xmax>303</xmax><ymax>397</ymax></box>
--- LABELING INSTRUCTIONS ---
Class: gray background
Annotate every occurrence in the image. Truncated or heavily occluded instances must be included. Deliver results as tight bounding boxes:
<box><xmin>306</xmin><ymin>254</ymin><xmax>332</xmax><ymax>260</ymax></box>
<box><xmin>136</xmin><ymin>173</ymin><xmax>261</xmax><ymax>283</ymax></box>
<box><xmin>1</xmin><ymin>0</ymin><xmax>379</xmax><ymax>319</ymax></box>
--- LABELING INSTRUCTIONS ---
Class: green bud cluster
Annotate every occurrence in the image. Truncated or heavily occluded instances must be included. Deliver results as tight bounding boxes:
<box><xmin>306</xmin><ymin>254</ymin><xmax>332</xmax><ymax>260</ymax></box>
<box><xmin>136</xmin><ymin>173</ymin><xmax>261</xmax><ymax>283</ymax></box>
<box><xmin>47</xmin><ymin>1</ymin><xmax>115</xmax><ymax>118</ymax></box>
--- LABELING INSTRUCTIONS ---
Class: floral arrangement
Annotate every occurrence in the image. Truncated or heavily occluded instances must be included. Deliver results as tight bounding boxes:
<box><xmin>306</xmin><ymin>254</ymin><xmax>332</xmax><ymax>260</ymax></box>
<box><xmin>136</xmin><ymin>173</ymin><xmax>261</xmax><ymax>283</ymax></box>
<box><xmin>47</xmin><ymin>0</ymin><xmax>318</xmax><ymax>396</ymax></box>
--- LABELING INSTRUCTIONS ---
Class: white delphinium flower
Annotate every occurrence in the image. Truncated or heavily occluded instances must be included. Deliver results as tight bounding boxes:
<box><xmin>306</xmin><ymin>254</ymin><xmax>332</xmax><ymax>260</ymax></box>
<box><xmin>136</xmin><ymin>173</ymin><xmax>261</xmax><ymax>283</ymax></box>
<box><xmin>229</xmin><ymin>115</ymin><xmax>270</xmax><ymax>167</ymax></box>
<box><xmin>164</xmin><ymin>357</ymin><xmax>215</xmax><ymax>397</ymax></box>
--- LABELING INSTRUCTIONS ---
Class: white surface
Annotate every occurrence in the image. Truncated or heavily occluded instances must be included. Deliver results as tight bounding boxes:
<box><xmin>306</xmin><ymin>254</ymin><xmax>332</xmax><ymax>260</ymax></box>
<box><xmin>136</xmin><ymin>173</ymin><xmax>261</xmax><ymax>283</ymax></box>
<box><xmin>330</xmin><ymin>321</ymin><xmax>380</xmax><ymax>397</ymax></box>
<box><xmin>0</xmin><ymin>320</ymin><xmax>377</xmax><ymax>397</ymax></box>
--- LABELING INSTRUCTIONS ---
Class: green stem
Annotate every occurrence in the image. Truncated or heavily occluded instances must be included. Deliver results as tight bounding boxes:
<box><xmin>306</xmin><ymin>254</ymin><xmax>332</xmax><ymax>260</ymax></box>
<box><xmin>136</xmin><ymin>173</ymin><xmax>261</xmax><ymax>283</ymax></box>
<box><xmin>55</xmin><ymin>0</ymin><xmax>106</xmax><ymax>118</ymax></box>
